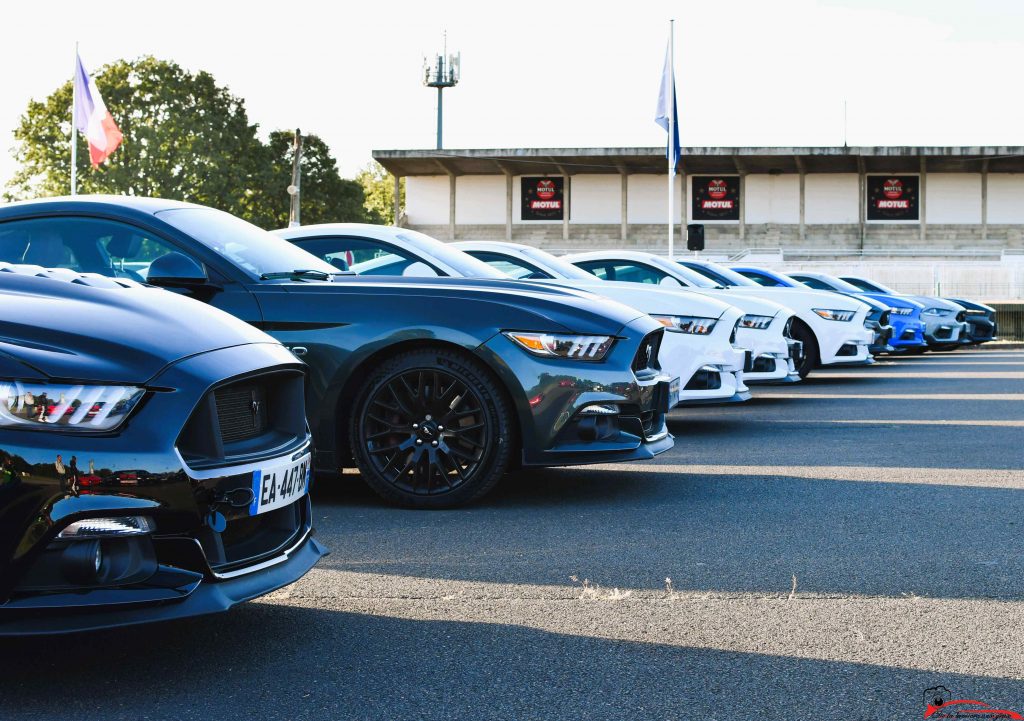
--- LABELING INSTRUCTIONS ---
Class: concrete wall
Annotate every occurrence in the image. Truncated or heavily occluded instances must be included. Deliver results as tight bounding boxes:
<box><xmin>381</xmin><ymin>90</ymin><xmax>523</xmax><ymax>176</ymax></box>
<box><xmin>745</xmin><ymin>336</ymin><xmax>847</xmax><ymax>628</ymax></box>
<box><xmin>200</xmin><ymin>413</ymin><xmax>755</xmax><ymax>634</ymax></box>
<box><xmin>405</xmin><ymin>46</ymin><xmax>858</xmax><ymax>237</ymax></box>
<box><xmin>627</xmin><ymin>175</ymin><xmax>683</xmax><ymax>224</ymax></box>
<box><xmin>926</xmin><ymin>173</ymin><xmax>981</xmax><ymax>224</ymax></box>
<box><xmin>745</xmin><ymin>175</ymin><xmax>800</xmax><ymax>224</ymax></box>
<box><xmin>455</xmin><ymin>175</ymin><xmax>505</xmax><ymax>225</ymax></box>
<box><xmin>406</xmin><ymin>176</ymin><xmax>449</xmax><ymax>226</ymax></box>
<box><xmin>988</xmin><ymin>174</ymin><xmax>1024</xmax><ymax>224</ymax></box>
<box><xmin>805</xmin><ymin>174</ymin><xmax>859</xmax><ymax>224</ymax></box>
<box><xmin>570</xmin><ymin>175</ymin><xmax>621</xmax><ymax>224</ymax></box>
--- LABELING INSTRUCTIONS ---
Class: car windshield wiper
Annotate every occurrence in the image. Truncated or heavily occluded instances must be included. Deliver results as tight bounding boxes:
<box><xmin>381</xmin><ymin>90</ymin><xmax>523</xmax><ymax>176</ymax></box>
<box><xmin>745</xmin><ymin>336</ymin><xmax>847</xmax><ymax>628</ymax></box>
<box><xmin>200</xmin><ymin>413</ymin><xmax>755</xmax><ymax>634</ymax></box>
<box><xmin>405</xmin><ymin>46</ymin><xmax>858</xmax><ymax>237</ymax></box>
<box><xmin>259</xmin><ymin>269</ymin><xmax>336</xmax><ymax>281</ymax></box>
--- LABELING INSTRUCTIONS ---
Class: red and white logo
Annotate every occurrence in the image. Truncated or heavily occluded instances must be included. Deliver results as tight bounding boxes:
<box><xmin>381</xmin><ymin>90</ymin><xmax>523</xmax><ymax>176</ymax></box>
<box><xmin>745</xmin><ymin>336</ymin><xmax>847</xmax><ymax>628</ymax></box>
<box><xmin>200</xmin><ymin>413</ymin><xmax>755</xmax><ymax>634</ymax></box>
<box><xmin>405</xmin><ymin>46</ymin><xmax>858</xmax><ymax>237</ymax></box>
<box><xmin>708</xmin><ymin>179</ymin><xmax>728</xmax><ymax>199</ymax></box>
<box><xmin>883</xmin><ymin>178</ymin><xmax>904</xmax><ymax>199</ymax></box>
<box><xmin>536</xmin><ymin>180</ymin><xmax>557</xmax><ymax>200</ymax></box>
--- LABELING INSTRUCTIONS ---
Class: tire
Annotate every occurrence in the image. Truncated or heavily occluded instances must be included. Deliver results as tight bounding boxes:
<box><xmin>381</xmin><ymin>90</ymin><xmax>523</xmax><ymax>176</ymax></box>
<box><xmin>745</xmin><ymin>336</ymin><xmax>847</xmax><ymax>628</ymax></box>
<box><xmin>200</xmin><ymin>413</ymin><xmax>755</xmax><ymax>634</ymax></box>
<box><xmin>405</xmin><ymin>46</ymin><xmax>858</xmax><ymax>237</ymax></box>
<box><xmin>790</xmin><ymin>320</ymin><xmax>819</xmax><ymax>379</ymax></box>
<box><xmin>349</xmin><ymin>348</ymin><xmax>513</xmax><ymax>508</ymax></box>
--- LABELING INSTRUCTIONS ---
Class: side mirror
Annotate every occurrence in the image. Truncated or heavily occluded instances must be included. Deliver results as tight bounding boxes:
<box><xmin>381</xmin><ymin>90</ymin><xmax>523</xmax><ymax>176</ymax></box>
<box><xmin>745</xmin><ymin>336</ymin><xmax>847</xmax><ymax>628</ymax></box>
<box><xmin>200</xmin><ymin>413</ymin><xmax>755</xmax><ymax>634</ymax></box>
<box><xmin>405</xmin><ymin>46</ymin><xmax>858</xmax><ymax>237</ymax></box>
<box><xmin>659</xmin><ymin>276</ymin><xmax>682</xmax><ymax>288</ymax></box>
<box><xmin>146</xmin><ymin>252</ymin><xmax>208</xmax><ymax>287</ymax></box>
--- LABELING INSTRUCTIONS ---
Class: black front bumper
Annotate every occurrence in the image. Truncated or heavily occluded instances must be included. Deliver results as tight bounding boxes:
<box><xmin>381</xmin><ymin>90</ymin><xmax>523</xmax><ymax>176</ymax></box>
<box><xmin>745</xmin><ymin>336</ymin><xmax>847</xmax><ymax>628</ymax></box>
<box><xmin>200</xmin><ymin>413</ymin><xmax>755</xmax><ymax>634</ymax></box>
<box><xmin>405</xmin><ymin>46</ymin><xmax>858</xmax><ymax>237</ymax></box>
<box><xmin>0</xmin><ymin>533</ymin><xmax>326</xmax><ymax>637</ymax></box>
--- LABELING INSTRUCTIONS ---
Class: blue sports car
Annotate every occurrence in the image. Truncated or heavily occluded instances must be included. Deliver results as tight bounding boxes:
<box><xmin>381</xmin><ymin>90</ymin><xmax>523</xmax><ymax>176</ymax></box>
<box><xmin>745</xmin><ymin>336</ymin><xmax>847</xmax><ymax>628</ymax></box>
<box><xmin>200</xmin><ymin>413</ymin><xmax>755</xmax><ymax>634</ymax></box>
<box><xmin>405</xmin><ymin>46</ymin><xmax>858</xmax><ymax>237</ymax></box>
<box><xmin>732</xmin><ymin>266</ymin><xmax>928</xmax><ymax>354</ymax></box>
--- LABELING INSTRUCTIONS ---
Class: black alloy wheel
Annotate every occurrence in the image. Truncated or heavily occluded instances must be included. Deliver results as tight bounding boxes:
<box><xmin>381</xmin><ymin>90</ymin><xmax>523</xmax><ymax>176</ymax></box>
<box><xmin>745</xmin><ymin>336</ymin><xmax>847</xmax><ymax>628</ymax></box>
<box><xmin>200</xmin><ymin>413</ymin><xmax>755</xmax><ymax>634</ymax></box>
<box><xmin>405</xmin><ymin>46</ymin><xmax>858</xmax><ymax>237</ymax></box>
<box><xmin>789</xmin><ymin>320</ymin><xmax>819</xmax><ymax>379</ymax></box>
<box><xmin>350</xmin><ymin>349</ymin><xmax>513</xmax><ymax>508</ymax></box>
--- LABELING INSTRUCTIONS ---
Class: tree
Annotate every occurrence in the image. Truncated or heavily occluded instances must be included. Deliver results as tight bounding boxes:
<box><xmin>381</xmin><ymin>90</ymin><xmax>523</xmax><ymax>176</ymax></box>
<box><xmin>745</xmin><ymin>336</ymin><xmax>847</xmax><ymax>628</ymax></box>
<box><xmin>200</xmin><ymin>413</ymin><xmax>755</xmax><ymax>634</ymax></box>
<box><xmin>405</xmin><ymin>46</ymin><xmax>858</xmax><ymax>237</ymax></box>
<box><xmin>356</xmin><ymin>161</ymin><xmax>405</xmax><ymax>225</ymax></box>
<box><xmin>6</xmin><ymin>56</ymin><xmax>266</xmax><ymax>215</ymax></box>
<box><xmin>5</xmin><ymin>56</ymin><xmax>369</xmax><ymax>229</ymax></box>
<box><xmin>248</xmin><ymin>131</ymin><xmax>368</xmax><ymax>229</ymax></box>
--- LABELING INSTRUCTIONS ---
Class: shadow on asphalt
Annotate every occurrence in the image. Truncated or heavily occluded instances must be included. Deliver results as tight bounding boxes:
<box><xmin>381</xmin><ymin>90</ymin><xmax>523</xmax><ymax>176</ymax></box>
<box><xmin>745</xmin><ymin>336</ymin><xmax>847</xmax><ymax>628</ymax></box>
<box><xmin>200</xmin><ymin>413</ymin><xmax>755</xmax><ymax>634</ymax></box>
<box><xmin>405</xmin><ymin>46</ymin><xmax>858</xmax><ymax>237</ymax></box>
<box><xmin>1</xmin><ymin>603</ymin><xmax>1022</xmax><ymax>721</ymax></box>
<box><xmin>308</xmin><ymin>464</ymin><xmax>1024</xmax><ymax>601</ymax></box>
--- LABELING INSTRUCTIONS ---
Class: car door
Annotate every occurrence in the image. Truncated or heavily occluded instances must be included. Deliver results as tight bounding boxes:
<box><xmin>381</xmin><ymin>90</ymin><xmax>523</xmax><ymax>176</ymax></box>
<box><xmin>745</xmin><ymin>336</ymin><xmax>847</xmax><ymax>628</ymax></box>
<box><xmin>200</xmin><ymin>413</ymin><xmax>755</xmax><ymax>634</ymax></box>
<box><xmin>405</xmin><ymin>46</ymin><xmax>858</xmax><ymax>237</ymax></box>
<box><xmin>0</xmin><ymin>214</ymin><xmax>263</xmax><ymax>324</ymax></box>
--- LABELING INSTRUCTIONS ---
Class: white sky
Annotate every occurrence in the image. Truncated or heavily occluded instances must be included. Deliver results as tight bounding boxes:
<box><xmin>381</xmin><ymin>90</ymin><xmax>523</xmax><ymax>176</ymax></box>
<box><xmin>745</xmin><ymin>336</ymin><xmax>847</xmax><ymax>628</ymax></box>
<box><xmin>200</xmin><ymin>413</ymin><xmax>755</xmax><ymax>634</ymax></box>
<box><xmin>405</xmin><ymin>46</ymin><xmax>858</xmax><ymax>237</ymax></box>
<box><xmin>2</xmin><ymin>0</ymin><xmax>1023</xmax><ymax>187</ymax></box>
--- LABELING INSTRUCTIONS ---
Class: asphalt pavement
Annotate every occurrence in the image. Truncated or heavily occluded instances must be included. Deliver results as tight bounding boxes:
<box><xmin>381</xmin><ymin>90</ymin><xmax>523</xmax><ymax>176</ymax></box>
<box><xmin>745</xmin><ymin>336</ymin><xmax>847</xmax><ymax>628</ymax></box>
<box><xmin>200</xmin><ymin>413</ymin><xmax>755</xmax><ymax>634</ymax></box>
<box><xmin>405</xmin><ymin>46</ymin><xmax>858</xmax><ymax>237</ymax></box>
<box><xmin>2</xmin><ymin>349</ymin><xmax>1023</xmax><ymax>720</ymax></box>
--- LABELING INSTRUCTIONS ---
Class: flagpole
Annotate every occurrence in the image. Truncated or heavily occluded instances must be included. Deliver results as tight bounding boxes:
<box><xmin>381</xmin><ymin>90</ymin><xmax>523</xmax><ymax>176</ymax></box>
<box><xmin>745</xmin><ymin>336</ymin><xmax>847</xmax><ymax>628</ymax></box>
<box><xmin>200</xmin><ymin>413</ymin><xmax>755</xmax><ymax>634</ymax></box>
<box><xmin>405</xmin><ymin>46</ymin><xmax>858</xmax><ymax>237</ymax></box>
<box><xmin>666</xmin><ymin>19</ymin><xmax>674</xmax><ymax>259</ymax></box>
<box><xmin>71</xmin><ymin>41</ymin><xmax>78</xmax><ymax>196</ymax></box>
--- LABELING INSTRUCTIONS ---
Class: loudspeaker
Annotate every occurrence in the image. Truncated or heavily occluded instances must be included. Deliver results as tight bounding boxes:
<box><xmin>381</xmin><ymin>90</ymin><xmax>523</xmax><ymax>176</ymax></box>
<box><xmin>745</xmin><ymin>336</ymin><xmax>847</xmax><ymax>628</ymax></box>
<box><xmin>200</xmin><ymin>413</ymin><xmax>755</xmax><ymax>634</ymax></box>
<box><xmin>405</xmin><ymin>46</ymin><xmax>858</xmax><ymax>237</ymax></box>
<box><xmin>686</xmin><ymin>224</ymin><xmax>705</xmax><ymax>251</ymax></box>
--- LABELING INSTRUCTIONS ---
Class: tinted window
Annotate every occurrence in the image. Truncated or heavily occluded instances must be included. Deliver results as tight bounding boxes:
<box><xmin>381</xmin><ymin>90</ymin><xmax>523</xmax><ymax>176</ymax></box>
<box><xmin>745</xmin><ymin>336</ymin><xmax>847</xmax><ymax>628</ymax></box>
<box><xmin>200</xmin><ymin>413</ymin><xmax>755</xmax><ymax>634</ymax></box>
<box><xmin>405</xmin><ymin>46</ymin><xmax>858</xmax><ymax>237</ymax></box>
<box><xmin>738</xmin><ymin>270</ymin><xmax>784</xmax><ymax>287</ymax></box>
<box><xmin>0</xmin><ymin>216</ymin><xmax>200</xmax><ymax>282</ymax></box>
<box><xmin>791</xmin><ymin>275</ymin><xmax>835</xmax><ymax>291</ymax></box>
<box><xmin>574</xmin><ymin>261</ymin><xmax>667</xmax><ymax>284</ymax></box>
<box><xmin>467</xmin><ymin>251</ymin><xmax>553</xmax><ymax>280</ymax></box>
<box><xmin>292</xmin><ymin>236</ymin><xmax>440</xmax><ymax>277</ymax></box>
<box><xmin>840</xmin><ymin>276</ymin><xmax>893</xmax><ymax>293</ymax></box>
<box><xmin>157</xmin><ymin>207</ymin><xmax>337</xmax><ymax>279</ymax></box>
<box><xmin>394</xmin><ymin>231</ymin><xmax>506</xmax><ymax>278</ymax></box>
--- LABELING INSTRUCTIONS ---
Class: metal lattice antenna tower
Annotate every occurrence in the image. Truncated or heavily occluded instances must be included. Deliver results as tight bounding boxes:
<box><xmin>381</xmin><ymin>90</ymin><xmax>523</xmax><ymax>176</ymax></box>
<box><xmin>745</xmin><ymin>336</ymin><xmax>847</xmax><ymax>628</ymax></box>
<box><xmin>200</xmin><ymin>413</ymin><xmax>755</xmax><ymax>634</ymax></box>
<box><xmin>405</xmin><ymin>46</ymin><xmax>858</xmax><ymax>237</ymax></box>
<box><xmin>423</xmin><ymin>32</ymin><xmax>460</xmax><ymax>150</ymax></box>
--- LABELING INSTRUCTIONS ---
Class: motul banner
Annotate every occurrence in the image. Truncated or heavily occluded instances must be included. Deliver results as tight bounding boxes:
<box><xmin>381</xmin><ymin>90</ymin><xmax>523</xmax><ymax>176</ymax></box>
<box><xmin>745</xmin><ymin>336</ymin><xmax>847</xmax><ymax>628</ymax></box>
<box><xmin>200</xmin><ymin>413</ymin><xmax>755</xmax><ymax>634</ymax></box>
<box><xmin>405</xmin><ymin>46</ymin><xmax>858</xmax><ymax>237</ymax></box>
<box><xmin>691</xmin><ymin>176</ymin><xmax>740</xmax><ymax>221</ymax></box>
<box><xmin>867</xmin><ymin>175</ymin><xmax>919</xmax><ymax>221</ymax></box>
<box><xmin>521</xmin><ymin>177</ymin><xmax>564</xmax><ymax>221</ymax></box>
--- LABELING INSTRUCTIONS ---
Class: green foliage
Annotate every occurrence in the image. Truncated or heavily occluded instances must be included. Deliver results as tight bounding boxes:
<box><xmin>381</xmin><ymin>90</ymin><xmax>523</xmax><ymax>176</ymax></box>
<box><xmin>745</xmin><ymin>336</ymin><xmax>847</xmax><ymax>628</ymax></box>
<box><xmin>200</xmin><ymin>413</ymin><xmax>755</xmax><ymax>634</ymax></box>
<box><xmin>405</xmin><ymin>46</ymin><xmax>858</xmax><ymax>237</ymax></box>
<box><xmin>356</xmin><ymin>161</ymin><xmax>404</xmax><ymax>225</ymax></box>
<box><xmin>5</xmin><ymin>56</ymin><xmax>369</xmax><ymax>229</ymax></box>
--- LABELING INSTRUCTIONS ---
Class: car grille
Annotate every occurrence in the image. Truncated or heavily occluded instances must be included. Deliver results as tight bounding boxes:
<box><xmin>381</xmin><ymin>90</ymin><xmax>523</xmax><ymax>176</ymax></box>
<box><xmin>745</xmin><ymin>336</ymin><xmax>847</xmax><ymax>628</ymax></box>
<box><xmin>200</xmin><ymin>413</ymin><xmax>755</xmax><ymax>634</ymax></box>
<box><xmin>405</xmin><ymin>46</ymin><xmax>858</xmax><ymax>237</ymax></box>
<box><xmin>215</xmin><ymin>382</ymin><xmax>269</xmax><ymax>443</ymax></box>
<box><xmin>178</xmin><ymin>369</ymin><xmax>307</xmax><ymax>470</ymax></box>
<box><xmin>632</xmin><ymin>330</ymin><xmax>663</xmax><ymax>375</ymax></box>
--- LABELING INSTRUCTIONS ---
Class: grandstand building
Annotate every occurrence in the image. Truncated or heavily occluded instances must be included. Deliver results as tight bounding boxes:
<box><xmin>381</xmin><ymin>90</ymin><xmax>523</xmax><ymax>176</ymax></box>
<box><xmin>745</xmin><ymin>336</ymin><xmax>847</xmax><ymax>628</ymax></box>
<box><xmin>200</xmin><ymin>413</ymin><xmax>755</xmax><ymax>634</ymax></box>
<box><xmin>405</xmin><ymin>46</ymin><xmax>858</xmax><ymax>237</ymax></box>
<box><xmin>373</xmin><ymin>146</ymin><xmax>1024</xmax><ymax>259</ymax></box>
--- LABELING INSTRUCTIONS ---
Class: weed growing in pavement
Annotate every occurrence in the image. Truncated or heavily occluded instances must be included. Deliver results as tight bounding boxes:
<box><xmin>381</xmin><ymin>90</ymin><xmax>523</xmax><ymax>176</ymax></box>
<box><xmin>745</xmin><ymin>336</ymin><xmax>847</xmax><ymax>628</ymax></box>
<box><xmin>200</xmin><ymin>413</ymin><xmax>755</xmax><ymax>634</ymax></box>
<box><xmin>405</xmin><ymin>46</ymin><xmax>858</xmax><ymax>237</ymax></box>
<box><xmin>569</xmin><ymin>575</ymin><xmax>632</xmax><ymax>601</ymax></box>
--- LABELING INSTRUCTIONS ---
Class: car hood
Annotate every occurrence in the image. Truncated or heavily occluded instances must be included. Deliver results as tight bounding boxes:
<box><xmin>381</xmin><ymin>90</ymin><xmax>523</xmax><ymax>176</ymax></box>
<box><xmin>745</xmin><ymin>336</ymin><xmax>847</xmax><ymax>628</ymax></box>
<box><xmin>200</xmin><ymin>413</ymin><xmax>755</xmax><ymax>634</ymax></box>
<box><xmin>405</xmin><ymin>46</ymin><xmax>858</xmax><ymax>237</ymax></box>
<box><xmin>277</xmin><ymin>275</ymin><xmax>647</xmax><ymax>336</ymax></box>
<box><xmin>525</xmin><ymin>278</ymin><xmax>735</xmax><ymax>319</ymax></box>
<box><xmin>946</xmin><ymin>298</ymin><xmax>995</xmax><ymax>313</ymax></box>
<box><xmin>722</xmin><ymin>286</ymin><xmax>869</xmax><ymax>313</ymax></box>
<box><xmin>685</xmin><ymin>289</ymin><xmax>793</xmax><ymax>318</ymax></box>
<box><xmin>0</xmin><ymin>265</ymin><xmax>276</xmax><ymax>384</ymax></box>
<box><xmin>905</xmin><ymin>296</ymin><xmax>964</xmax><ymax>312</ymax></box>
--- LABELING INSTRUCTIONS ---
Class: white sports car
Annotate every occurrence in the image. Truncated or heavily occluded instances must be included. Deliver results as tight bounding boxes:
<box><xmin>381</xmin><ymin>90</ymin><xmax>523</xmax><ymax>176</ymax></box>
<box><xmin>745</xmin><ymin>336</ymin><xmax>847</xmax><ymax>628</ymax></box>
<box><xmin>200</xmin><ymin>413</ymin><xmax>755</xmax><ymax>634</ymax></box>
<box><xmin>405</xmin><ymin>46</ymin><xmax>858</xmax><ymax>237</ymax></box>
<box><xmin>273</xmin><ymin>225</ymin><xmax>754</xmax><ymax>406</ymax></box>
<box><xmin>566</xmin><ymin>251</ymin><xmax>874</xmax><ymax>378</ymax></box>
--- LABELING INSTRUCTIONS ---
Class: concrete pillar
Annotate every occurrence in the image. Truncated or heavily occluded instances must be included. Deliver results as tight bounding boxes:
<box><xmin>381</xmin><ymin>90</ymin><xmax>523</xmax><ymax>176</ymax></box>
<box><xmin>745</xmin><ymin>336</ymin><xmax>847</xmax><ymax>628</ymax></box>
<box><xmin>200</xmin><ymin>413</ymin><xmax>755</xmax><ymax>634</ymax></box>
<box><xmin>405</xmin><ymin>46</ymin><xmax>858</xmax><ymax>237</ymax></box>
<box><xmin>798</xmin><ymin>171</ymin><xmax>806</xmax><ymax>242</ymax></box>
<box><xmin>738</xmin><ymin>173</ymin><xmax>746</xmax><ymax>243</ymax></box>
<box><xmin>919</xmin><ymin>157</ymin><xmax>927</xmax><ymax>243</ymax></box>
<box><xmin>448</xmin><ymin>173</ymin><xmax>456</xmax><ymax>241</ymax></box>
<box><xmin>505</xmin><ymin>173</ymin><xmax>513</xmax><ymax>241</ymax></box>
<box><xmin>981</xmin><ymin>161</ymin><xmax>989</xmax><ymax>243</ymax></box>
<box><xmin>562</xmin><ymin>175</ymin><xmax>570</xmax><ymax>243</ymax></box>
<box><xmin>857</xmin><ymin>162</ymin><xmax>866</xmax><ymax>251</ymax></box>
<box><xmin>393</xmin><ymin>175</ymin><xmax>401</xmax><ymax>227</ymax></box>
<box><xmin>620</xmin><ymin>173</ymin><xmax>628</xmax><ymax>243</ymax></box>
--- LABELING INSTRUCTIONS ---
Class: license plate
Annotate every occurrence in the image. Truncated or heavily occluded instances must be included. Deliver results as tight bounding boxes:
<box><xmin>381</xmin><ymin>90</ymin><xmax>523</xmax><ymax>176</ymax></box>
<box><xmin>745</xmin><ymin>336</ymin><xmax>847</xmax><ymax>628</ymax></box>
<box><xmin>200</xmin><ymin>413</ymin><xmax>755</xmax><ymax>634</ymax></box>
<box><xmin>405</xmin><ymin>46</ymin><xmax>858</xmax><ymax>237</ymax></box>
<box><xmin>249</xmin><ymin>454</ymin><xmax>310</xmax><ymax>516</ymax></box>
<box><xmin>668</xmin><ymin>377</ymin><xmax>680</xmax><ymax>408</ymax></box>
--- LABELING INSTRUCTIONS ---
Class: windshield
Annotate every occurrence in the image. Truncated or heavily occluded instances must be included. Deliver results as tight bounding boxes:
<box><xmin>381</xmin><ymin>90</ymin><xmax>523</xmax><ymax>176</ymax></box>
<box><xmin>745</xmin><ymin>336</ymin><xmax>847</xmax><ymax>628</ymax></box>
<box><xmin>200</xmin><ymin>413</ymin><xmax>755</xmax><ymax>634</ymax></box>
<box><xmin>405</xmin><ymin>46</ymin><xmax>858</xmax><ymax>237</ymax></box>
<box><xmin>816</xmin><ymin>274</ymin><xmax>866</xmax><ymax>294</ymax></box>
<box><xmin>397</xmin><ymin>230</ymin><xmax>506</xmax><ymax>279</ymax></box>
<box><xmin>519</xmin><ymin>247</ymin><xmax>595</xmax><ymax>280</ymax></box>
<box><xmin>842</xmin><ymin>276</ymin><xmax>895</xmax><ymax>294</ymax></box>
<box><xmin>157</xmin><ymin>207</ymin><xmax>338</xmax><ymax>279</ymax></box>
<box><xmin>666</xmin><ymin>261</ymin><xmax>721</xmax><ymax>288</ymax></box>
<box><xmin>681</xmin><ymin>261</ymin><xmax>758</xmax><ymax>287</ymax></box>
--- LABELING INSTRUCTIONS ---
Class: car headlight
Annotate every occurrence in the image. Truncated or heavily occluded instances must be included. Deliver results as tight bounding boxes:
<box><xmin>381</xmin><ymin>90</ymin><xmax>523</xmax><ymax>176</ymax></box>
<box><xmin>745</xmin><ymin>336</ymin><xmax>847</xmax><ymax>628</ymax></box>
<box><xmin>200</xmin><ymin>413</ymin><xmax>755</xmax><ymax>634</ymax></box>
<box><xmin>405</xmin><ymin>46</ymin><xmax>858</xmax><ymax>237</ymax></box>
<box><xmin>504</xmin><ymin>332</ymin><xmax>614</xmax><ymax>360</ymax></box>
<box><xmin>922</xmin><ymin>307</ymin><xmax>954</xmax><ymax>317</ymax></box>
<box><xmin>889</xmin><ymin>306</ymin><xmax>914</xmax><ymax>315</ymax></box>
<box><xmin>651</xmin><ymin>315</ymin><xmax>718</xmax><ymax>335</ymax></box>
<box><xmin>0</xmin><ymin>381</ymin><xmax>146</xmax><ymax>431</ymax></box>
<box><xmin>812</xmin><ymin>308</ymin><xmax>856</xmax><ymax>322</ymax></box>
<box><xmin>737</xmin><ymin>314</ymin><xmax>774</xmax><ymax>330</ymax></box>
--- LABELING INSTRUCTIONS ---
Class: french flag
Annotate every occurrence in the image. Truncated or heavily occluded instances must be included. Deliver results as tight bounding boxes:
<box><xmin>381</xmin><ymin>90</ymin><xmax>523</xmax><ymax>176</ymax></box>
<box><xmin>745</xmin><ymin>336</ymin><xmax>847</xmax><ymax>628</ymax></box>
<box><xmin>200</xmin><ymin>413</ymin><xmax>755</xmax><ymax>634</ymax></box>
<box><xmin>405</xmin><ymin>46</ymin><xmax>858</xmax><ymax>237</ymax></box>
<box><xmin>73</xmin><ymin>53</ymin><xmax>123</xmax><ymax>167</ymax></box>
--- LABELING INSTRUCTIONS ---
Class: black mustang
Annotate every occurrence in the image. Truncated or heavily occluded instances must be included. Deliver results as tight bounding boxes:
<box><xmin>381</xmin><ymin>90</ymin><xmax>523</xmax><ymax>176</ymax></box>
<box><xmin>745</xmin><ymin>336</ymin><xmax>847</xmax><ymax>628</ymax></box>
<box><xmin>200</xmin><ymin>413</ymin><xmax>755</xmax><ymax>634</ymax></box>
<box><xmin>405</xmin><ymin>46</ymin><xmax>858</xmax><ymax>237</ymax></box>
<box><xmin>0</xmin><ymin>264</ymin><xmax>325</xmax><ymax>635</ymax></box>
<box><xmin>0</xmin><ymin>197</ymin><xmax>672</xmax><ymax>508</ymax></box>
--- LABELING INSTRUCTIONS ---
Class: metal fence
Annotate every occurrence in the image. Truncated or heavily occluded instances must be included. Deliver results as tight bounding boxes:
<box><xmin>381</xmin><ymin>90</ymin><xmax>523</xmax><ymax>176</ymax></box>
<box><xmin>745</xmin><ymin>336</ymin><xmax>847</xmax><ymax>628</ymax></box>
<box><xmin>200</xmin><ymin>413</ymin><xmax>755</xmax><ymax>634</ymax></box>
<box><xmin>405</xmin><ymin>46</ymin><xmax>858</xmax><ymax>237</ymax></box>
<box><xmin>991</xmin><ymin>303</ymin><xmax>1024</xmax><ymax>341</ymax></box>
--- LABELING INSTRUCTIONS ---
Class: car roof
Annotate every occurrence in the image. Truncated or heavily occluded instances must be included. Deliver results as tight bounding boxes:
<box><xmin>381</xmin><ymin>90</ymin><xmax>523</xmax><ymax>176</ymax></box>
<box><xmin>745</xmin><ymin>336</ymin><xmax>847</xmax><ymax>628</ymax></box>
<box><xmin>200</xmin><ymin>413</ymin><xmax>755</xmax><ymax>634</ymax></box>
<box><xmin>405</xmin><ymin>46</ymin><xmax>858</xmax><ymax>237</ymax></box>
<box><xmin>0</xmin><ymin>195</ymin><xmax>198</xmax><ymax>220</ymax></box>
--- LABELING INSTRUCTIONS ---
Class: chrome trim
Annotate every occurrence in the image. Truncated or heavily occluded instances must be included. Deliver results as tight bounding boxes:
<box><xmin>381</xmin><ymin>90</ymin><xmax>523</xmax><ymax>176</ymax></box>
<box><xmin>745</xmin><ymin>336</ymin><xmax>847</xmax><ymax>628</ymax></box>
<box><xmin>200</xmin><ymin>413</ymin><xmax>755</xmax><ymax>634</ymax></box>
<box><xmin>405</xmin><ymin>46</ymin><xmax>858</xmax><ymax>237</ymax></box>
<box><xmin>208</xmin><ymin>525</ymin><xmax>313</xmax><ymax>580</ymax></box>
<box><xmin>174</xmin><ymin>439</ymin><xmax>311</xmax><ymax>480</ymax></box>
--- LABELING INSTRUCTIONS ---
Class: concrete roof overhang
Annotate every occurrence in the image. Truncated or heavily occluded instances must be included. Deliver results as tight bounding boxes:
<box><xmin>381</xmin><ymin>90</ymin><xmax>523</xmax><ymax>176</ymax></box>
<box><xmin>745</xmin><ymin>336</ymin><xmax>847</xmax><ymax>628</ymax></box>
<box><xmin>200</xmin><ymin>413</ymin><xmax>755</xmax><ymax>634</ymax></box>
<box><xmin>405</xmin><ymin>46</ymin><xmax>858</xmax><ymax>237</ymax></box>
<box><xmin>373</xmin><ymin>146</ymin><xmax>1024</xmax><ymax>176</ymax></box>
